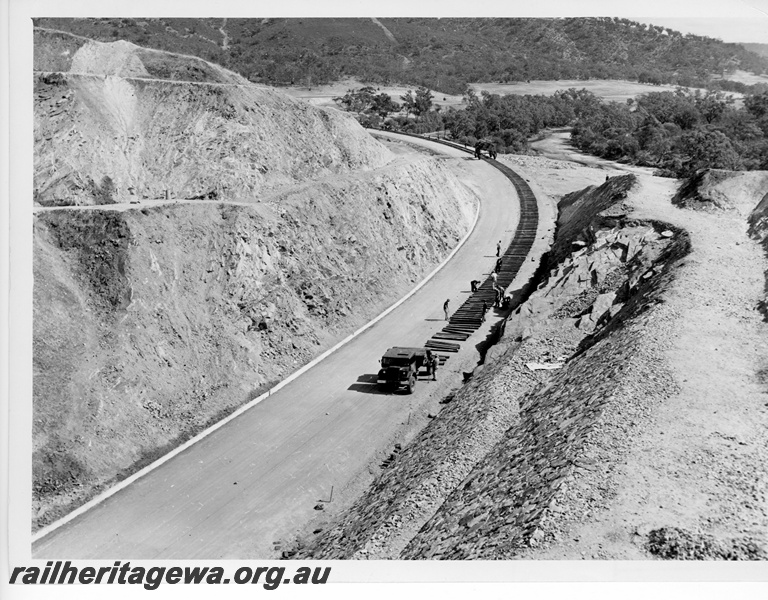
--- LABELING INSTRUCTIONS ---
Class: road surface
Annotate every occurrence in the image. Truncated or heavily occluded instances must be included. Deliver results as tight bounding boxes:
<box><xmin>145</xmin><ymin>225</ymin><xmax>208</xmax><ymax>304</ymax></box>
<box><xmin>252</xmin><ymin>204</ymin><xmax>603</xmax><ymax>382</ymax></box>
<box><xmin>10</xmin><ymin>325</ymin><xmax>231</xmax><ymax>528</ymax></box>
<box><xmin>33</xmin><ymin>133</ymin><xmax>523</xmax><ymax>559</ymax></box>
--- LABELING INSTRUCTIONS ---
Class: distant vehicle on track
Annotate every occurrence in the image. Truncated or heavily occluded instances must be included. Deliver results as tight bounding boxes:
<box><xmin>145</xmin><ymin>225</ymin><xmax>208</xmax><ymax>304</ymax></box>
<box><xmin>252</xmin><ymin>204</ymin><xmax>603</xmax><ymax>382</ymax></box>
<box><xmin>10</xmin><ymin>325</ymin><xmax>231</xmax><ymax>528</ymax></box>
<box><xmin>377</xmin><ymin>347</ymin><xmax>433</xmax><ymax>393</ymax></box>
<box><xmin>474</xmin><ymin>139</ymin><xmax>498</xmax><ymax>160</ymax></box>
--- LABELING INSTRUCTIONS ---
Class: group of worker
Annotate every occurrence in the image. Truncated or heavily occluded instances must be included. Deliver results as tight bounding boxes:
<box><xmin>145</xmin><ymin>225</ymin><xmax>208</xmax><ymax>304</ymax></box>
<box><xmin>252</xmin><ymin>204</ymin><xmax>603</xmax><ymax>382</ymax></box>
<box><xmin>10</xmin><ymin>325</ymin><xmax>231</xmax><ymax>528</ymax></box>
<box><xmin>432</xmin><ymin>240</ymin><xmax>514</xmax><ymax>382</ymax></box>
<box><xmin>446</xmin><ymin>239</ymin><xmax>512</xmax><ymax>325</ymax></box>
<box><xmin>490</xmin><ymin>239</ymin><xmax>508</xmax><ymax>306</ymax></box>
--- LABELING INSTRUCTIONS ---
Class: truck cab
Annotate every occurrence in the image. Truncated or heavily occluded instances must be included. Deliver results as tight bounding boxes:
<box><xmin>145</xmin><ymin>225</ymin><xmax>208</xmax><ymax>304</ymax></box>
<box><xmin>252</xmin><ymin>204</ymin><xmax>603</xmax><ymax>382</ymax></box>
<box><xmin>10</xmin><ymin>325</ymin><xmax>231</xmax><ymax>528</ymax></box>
<box><xmin>377</xmin><ymin>347</ymin><xmax>430</xmax><ymax>393</ymax></box>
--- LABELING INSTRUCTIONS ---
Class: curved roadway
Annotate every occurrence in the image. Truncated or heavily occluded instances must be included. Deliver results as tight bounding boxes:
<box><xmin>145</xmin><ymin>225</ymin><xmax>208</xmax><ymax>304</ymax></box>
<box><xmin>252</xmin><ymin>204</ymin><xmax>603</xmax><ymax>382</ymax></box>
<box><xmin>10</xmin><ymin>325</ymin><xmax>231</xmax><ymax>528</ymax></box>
<box><xmin>33</xmin><ymin>133</ymin><xmax>525</xmax><ymax>559</ymax></box>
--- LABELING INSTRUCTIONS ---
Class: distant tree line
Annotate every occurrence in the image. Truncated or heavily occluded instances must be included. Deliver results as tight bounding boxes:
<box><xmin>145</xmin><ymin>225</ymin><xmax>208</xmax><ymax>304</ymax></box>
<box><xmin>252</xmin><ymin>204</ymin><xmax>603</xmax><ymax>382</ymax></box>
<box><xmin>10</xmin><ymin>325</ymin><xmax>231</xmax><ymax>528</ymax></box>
<box><xmin>343</xmin><ymin>83</ymin><xmax>768</xmax><ymax>177</ymax></box>
<box><xmin>354</xmin><ymin>86</ymin><xmax>606</xmax><ymax>154</ymax></box>
<box><xmin>440</xmin><ymin>88</ymin><xmax>602</xmax><ymax>151</ymax></box>
<box><xmin>36</xmin><ymin>16</ymin><xmax>768</xmax><ymax>177</ymax></box>
<box><xmin>571</xmin><ymin>89</ymin><xmax>768</xmax><ymax>176</ymax></box>
<box><xmin>334</xmin><ymin>87</ymin><xmax>401</xmax><ymax>116</ymax></box>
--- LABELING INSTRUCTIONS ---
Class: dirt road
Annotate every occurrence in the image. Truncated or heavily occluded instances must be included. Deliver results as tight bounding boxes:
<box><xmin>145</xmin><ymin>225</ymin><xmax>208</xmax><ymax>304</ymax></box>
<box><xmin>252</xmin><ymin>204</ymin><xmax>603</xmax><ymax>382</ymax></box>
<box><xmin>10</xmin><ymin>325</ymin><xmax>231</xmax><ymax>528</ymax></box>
<box><xmin>531</xmin><ymin>128</ymin><xmax>655</xmax><ymax>176</ymax></box>
<box><xmin>33</xmin><ymin>134</ymin><xmax>528</xmax><ymax>559</ymax></box>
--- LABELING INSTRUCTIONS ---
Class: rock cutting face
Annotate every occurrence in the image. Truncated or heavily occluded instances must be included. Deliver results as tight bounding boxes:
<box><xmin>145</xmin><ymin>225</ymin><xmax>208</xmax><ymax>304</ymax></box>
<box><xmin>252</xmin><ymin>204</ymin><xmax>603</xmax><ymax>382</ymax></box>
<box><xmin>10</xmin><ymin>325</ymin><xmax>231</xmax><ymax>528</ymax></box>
<box><xmin>31</xmin><ymin>28</ymin><xmax>481</xmax><ymax>532</ymax></box>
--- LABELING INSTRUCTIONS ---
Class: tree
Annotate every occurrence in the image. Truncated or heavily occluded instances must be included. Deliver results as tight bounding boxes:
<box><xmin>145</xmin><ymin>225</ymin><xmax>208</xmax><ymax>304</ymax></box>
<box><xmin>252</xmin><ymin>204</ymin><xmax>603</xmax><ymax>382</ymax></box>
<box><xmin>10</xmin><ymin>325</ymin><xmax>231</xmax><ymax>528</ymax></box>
<box><xmin>414</xmin><ymin>87</ymin><xmax>434</xmax><ymax>116</ymax></box>
<box><xmin>334</xmin><ymin>87</ymin><xmax>376</xmax><ymax>113</ymax></box>
<box><xmin>695</xmin><ymin>91</ymin><xmax>732</xmax><ymax>124</ymax></box>
<box><xmin>745</xmin><ymin>91</ymin><xmax>768</xmax><ymax>135</ymax></box>
<box><xmin>443</xmin><ymin>108</ymin><xmax>475</xmax><ymax>139</ymax></box>
<box><xmin>371</xmin><ymin>93</ymin><xmax>400</xmax><ymax>117</ymax></box>
<box><xmin>462</xmin><ymin>86</ymin><xmax>480</xmax><ymax>107</ymax></box>
<box><xmin>400</xmin><ymin>90</ymin><xmax>416</xmax><ymax>117</ymax></box>
<box><xmin>745</xmin><ymin>91</ymin><xmax>768</xmax><ymax>119</ymax></box>
<box><xmin>677</xmin><ymin>127</ymin><xmax>743</xmax><ymax>176</ymax></box>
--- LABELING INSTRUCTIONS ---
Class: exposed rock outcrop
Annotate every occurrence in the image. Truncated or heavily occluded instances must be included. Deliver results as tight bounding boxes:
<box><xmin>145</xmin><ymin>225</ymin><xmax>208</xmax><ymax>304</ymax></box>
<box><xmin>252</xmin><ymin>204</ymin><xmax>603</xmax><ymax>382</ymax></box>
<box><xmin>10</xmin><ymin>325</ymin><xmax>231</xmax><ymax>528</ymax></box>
<box><xmin>401</xmin><ymin>225</ymin><xmax>688</xmax><ymax>558</ymax></box>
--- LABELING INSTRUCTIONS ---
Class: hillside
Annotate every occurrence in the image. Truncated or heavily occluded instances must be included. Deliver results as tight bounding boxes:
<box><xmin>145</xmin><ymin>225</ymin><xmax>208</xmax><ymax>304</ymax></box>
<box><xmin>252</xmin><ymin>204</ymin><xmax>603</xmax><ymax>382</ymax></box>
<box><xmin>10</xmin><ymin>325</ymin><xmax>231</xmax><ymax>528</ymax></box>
<box><xmin>32</xmin><ymin>31</ymin><xmax>479</xmax><ymax>529</ymax></box>
<box><xmin>36</xmin><ymin>18</ymin><xmax>768</xmax><ymax>94</ymax></box>
<box><xmin>743</xmin><ymin>43</ymin><xmax>768</xmax><ymax>59</ymax></box>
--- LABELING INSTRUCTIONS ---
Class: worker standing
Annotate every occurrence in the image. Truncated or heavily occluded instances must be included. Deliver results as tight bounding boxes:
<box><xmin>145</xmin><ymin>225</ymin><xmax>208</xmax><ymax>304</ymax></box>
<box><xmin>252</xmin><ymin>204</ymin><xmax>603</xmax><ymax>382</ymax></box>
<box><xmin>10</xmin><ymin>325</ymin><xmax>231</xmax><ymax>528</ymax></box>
<box><xmin>496</xmin><ymin>240</ymin><xmax>501</xmax><ymax>257</ymax></box>
<box><xmin>443</xmin><ymin>299</ymin><xmax>450</xmax><ymax>321</ymax></box>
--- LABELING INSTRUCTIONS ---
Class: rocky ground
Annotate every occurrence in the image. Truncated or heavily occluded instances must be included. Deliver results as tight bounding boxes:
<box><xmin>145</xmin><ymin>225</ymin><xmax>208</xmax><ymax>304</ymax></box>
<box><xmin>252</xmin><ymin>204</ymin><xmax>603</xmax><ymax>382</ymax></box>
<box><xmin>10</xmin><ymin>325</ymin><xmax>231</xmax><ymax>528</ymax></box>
<box><xmin>518</xmin><ymin>168</ymin><xmax>768</xmax><ymax>560</ymax></box>
<box><xmin>300</xmin><ymin>149</ymin><xmax>768</xmax><ymax>560</ymax></box>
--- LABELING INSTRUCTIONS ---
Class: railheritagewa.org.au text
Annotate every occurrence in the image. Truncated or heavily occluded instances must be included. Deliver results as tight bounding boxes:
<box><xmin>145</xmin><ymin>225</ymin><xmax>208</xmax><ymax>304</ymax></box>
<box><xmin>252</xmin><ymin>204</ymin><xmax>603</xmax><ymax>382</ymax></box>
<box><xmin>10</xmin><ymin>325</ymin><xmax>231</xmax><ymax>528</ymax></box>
<box><xmin>9</xmin><ymin>561</ymin><xmax>331</xmax><ymax>590</ymax></box>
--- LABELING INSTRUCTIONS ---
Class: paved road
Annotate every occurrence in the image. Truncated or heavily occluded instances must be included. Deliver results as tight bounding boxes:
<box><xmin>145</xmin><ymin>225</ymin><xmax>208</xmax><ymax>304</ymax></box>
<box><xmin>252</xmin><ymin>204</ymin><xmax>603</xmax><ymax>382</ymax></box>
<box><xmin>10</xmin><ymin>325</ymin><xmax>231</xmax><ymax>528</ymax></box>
<box><xmin>33</xmin><ymin>133</ymin><xmax>521</xmax><ymax>559</ymax></box>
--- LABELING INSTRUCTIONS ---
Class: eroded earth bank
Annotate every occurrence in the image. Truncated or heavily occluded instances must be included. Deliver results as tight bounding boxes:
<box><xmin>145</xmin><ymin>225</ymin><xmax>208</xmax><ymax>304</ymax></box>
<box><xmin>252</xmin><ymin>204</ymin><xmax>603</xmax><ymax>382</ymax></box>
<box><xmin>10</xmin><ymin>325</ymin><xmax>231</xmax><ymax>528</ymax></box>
<box><xmin>32</xmin><ymin>31</ymin><xmax>478</xmax><ymax>530</ymax></box>
<box><xmin>299</xmin><ymin>157</ymin><xmax>768</xmax><ymax>560</ymax></box>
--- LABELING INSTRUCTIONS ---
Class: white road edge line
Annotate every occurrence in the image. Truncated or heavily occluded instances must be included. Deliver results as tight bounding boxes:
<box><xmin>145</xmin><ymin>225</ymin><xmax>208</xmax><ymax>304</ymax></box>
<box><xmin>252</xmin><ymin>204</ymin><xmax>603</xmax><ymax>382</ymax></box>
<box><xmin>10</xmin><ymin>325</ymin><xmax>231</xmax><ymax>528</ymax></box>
<box><xmin>32</xmin><ymin>137</ymin><xmax>489</xmax><ymax>544</ymax></box>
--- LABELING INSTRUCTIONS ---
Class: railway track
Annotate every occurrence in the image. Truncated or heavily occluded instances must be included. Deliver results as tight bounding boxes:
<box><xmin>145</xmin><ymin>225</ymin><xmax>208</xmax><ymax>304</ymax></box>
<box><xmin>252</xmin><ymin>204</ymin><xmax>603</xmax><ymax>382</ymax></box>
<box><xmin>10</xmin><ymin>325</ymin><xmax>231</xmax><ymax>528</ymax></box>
<box><xmin>371</xmin><ymin>130</ymin><xmax>540</xmax><ymax>365</ymax></box>
<box><xmin>32</xmin><ymin>130</ymin><xmax>540</xmax><ymax>558</ymax></box>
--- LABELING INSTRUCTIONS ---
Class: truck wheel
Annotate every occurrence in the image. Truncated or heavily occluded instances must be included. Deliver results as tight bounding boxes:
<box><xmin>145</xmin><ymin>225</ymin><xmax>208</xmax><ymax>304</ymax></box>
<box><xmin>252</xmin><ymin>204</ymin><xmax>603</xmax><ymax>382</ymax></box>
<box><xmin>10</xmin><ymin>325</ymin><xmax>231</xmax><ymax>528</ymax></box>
<box><xmin>407</xmin><ymin>375</ymin><xmax>416</xmax><ymax>394</ymax></box>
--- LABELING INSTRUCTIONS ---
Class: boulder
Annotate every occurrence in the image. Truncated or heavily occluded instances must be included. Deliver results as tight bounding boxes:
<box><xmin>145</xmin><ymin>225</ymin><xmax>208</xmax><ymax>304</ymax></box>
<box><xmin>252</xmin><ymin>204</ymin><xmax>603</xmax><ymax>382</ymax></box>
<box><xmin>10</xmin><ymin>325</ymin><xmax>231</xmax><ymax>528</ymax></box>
<box><xmin>592</xmin><ymin>291</ymin><xmax>617</xmax><ymax>323</ymax></box>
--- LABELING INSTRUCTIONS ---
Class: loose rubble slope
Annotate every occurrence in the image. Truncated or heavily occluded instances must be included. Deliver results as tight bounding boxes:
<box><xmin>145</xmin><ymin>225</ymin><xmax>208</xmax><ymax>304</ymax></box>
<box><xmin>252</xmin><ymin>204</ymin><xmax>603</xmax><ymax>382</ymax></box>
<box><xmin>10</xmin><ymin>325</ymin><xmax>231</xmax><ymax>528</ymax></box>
<box><xmin>408</xmin><ymin>168</ymin><xmax>768</xmax><ymax>560</ymax></box>
<box><xmin>32</xmin><ymin>30</ymin><xmax>478</xmax><ymax>530</ymax></box>
<box><xmin>302</xmin><ymin>158</ymin><xmax>768</xmax><ymax>560</ymax></box>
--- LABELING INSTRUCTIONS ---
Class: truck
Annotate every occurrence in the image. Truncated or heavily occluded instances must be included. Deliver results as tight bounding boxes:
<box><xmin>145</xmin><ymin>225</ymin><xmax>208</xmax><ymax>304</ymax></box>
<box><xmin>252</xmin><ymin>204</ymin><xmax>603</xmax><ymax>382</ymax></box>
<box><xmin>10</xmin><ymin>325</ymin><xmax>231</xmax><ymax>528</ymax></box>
<box><xmin>474</xmin><ymin>139</ymin><xmax>498</xmax><ymax>160</ymax></box>
<box><xmin>377</xmin><ymin>347</ymin><xmax>433</xmax><ymax>393</ymax></box>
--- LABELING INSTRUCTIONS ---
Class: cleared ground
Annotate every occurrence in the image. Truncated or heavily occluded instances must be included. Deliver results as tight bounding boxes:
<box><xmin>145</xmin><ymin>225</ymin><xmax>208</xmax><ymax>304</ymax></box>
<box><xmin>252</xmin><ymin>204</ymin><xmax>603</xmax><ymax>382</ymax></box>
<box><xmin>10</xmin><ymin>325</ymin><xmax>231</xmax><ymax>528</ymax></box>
<box><xmin>471</xmin><ymin>80</ymin><xmax>683</xmax><ymax>102</ymax></box>
<box><xmin>282</xmin><ymin>78</ymin><xmax>713</xmax><ymax>111</ymax></box>
<box><xmin>530</xmin><ymin>128</ymin><xmax>655</xmax><ymax>176</ymax></box>
<box><xmin>282</xmin><ymin>79</ymin><xmax>465</xmax><ymax>110</ymax></box>
<box><xmin>723</xmin><ymin>69</ymin><xmax>768</xmax><ymax>85</ymax></box>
